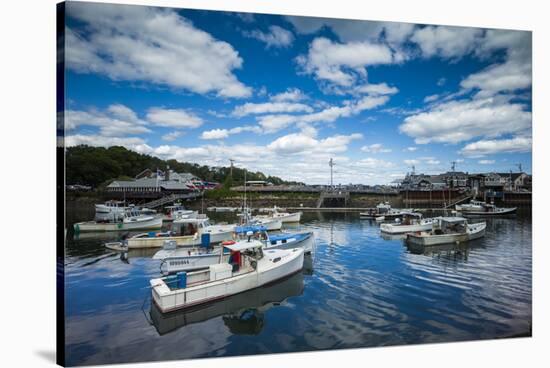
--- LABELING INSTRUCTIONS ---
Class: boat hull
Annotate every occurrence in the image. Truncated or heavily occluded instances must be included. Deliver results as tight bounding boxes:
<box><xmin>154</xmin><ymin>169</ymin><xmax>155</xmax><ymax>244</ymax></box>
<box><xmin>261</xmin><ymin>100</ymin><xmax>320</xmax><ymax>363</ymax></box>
<box><xmin>255</xmin><ymin>218</ymin><xmax>283</xmax><ymax>231</ymax></box>
<box><xmin>266</xmin><ymin>232</ymin><xmax>314</xmax><ymax>254</ymax></box>
<box><xmin>151</xmin><ymin>248</ymin><xmax>304</xmax><ymax>313</ymax></box>
<box><xmin>275</xmin><ymin>212</ymin><xmax>302</xmax><ymax>223</ymax></box>
<box><xmin>162</xmin><ymin>252</ymin><xmax>226</xmax><ymax>273</ymax></box>
<box><xmin>461</xmin><ymin>207</ymin><xmax>517</xmax><ymax>216</ymax></box>
<box><xmin>380</xmin><ymin>220</ymin><xmax>435</xmax><ymax>234</ymax></box>
<box><xmin>73</xmin><ymin>216</ymin><xmax>162</xmax><ymax>232</ymax></box>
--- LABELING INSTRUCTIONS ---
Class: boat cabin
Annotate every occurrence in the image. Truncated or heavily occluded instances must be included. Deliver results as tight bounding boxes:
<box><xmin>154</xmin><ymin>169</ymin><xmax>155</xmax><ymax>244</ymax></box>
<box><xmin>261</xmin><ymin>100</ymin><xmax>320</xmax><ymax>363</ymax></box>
<box><xmin>398</xmin><ymin>212</ymin><xmax>423</xmax><ymax>225</ymax></box>
<box><xmin>163</xmin><ymin>204</ymin><xmax>189</xmax><ymax>216</ymax></box>
<box><xmin>433</xmin><ymin>217</ymin><xmax>467</xmax><ymax>234</ymax></box>
<box><xmin>223</xmin><ymin>240</ymin><xmax>264</xmax><ymax>272</ymax></box>
<box><xmin>173</xmin><ymin>216</ymin><xmax>212</xmax><ymax>236</ymax></box>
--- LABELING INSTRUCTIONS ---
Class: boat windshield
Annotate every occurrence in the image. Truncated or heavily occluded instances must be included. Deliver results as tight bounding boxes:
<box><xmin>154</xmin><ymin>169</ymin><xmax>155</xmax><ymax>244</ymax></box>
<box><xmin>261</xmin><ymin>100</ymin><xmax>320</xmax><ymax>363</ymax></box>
<box><xmin>242</xmin><ymin>247</ymin><xmax>263</xmax><ymax>260</ymax></box>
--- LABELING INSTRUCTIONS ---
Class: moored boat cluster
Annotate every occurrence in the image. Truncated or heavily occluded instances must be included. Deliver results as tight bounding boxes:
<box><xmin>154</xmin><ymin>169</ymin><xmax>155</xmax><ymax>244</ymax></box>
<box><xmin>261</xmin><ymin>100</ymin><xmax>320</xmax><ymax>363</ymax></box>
<box><xmin>364</xmin><ymin>199</ymin><xmax>516</xmax><ymax>246</ymax></box>
<box><xmin>73</xmin><ymin>195</ymin><xmax>516</xmax><ymax>315</ymax></box>
<box><xmin>74</xmin><ymin>200</ymin><xmax>311</xmax><ymax>313</ymax></box>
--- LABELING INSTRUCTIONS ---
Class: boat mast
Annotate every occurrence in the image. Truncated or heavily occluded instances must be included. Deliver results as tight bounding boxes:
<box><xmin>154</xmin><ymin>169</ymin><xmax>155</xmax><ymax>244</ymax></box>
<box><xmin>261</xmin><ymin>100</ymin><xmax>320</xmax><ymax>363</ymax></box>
<box><xmin>244</xmin><ymin>168</ymin><xmax>248</xmax><ymax>224</ymax></box>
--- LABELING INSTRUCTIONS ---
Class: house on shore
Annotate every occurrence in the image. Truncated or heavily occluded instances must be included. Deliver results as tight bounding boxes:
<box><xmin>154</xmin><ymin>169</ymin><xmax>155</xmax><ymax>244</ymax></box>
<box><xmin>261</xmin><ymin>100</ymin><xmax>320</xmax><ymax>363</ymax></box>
<box><xmin>106</xmin><ymin>169</ymin><xmax>206</xmax><ymax>199</ymax></box>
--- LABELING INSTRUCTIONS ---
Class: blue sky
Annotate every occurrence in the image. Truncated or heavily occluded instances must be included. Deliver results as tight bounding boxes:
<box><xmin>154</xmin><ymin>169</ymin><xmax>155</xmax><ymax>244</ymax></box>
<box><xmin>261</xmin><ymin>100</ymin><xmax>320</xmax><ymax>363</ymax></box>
<box><xmin>63</xmin><ymin>2</ymin><xmax>532</xmax><ymax>184</ymax></box>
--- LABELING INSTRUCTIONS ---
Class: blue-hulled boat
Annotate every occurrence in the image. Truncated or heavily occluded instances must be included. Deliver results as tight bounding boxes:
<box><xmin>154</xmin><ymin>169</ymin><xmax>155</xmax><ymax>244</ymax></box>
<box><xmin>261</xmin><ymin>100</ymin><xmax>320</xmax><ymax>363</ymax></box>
<box><xmin>154</xmin><ymin>225</ymin><xmax>314</xmax><ymax>274</ymax></box>
<box><xmin>234</xmin><ymin>225</ymin><xmax>315</xmax><ymax>254</ymax></box>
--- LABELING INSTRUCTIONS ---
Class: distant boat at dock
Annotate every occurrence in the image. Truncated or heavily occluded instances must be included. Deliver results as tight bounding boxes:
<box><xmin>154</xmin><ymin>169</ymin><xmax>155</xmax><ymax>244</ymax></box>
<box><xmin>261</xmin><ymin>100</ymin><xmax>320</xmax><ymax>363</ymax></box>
<box><xmin>162</xmin><ymin>204</ymin><xmax>197</xmax><ymax>222</ymax></box>
<box><xmin>405</xmin><ymin>217</ymin><xmax>486</xmax><ymax>246</ymax></box>
<box><xmin>456</xmin><ymin>200</ymin><xmax>517</xmax><ymax>216</ymax></box>
<box><xmin>360</xmin><ymin>202</ymin><xmax>418</xmax><ymax>219</ymax></box>
<box><xmin>74</xmin><ymin>209</ymin><xmax>162</xmax><ymax>232</ymax></box>
<box><xmin>256</xmin><ymin>206</ymin><xmax>302</xmax><ymax>223</ymax></box>
<box><xmin>380</xmin><ymin>213</ymin><xmax>437</xmax><ymax>234</ymax></box>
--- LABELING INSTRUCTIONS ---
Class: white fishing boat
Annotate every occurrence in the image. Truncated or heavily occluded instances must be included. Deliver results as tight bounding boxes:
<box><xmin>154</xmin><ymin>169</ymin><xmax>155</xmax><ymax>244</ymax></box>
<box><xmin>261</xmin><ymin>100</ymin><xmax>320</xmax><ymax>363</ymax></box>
<box><xmin>175</xmin><ymin>216</ymin><xmax>236</xmax><ymax>242</ymax></box>
<box><xmin>249</xmin><ymin>217</ymin><xmax>283</xmax><ymax>231</ymax></box>
<box><xmin>405</xmin><ymin>217</ymin><xmax>486</xmax><ymax>246</ymax></box>
<box><xmin>162</xmin><ymin>205</ymin><xmax>197</xmax><ymax>222</ymax></box>
<box><xmin>95</xmin><ymin>200</ymin><xmax>127</xmax><ymax>216</ymax></box>
<box><xmin>360</xmin><ymin>202</ymin><xmax>411</xmax><ymax>219</ymax></box>
<box><xmin>455</xmin><ymin>200</ymin><xmax>517</xmax><ymax>216</ymax></box>
<box><xmin>74</xmin><ymin>210</ymin><xmax>162</xmax><ymax>232</ymax></box>
<box><xmin>380</xmin><ymin>213</ymin><xmax>438</xmax><ymax>234</ymax></box>
<box><xmin>126</xmin><ymin>216</ymin><xmax>235</xmax><ymax>249</ymax></box>
<box><xmin>150</xmin><ymin>241</ymin><xmax>304</xmax><ymax>313</ymax></box>
<box><xmin>256</xmin><ymin>206</ymin><xmax>302</xmax><ymax>223</ymax></box>
<box><xmin>154</xmin><ymin>225</ymin><xmax>314</xmax><ymax>274</ymax></box>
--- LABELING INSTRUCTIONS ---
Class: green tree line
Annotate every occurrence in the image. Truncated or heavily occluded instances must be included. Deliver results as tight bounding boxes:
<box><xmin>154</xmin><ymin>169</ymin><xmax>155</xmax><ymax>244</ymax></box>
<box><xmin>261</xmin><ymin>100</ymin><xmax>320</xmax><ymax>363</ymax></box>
<box><xmin>65</xmin><ymin>145</ymin><xmax>303</xmax><ymax>188</ymax></box>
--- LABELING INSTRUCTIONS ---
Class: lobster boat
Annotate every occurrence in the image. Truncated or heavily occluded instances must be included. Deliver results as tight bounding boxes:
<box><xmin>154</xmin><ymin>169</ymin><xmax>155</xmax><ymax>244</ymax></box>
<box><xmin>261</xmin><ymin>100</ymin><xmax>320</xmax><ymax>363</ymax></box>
<box><xmin>150</xmin><ymin>240</ymin><xmax>304</xmax><ymax>313</ymax></box>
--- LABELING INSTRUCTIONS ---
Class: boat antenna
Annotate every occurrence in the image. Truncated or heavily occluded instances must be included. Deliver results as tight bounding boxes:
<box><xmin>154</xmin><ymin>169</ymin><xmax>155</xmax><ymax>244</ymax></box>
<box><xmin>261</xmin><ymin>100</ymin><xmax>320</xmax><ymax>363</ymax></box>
<box><xmin>451</xmin><ymin>161</ymin><xmax>457</xmax><ymax>172</ymax></box>
<box><xmin>516</xmin><ymin>163</ymin><xmax>523</xmax><ymax>172</ymax></box>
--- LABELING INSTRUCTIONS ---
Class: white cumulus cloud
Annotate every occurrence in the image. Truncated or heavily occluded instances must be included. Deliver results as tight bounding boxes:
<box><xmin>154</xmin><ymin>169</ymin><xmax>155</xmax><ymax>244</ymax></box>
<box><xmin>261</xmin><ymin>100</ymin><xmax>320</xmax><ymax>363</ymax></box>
<box><xmin>460</xmin><ymin>137</ymin><xmax>532</xmax><ymax>157</ymax></box>
<box><xmin>243</xmin><ymin>25</ymin><xmax>294</xmax><ymax>48</ymax></box>
<box><xmin>400</xmin><ymin>97</ymin><xmax>531</xmax><ymax>144</ymax></box>
<box><xmin>65</xmin><ymin>2</ymin><xmax>251</xmax><ymax>98</ymax></box>
<box><xmin>361</xmin><ymin>143</ymin><xmax>392</xmax><ymax>153</ymax></box>
<box><xmin>232</xmin><ymin>102</ymin><xmax>314</xmax><ymax>117</ymax></box>
<box><xmin>296</xmin><ymin>37</ymin><xmax>398</xmax><ymax>88</ymax></box>
<box><xmin>146</xmin><ymin>108</ymin><xmax>203</xmax><ymax>129</ymax></box>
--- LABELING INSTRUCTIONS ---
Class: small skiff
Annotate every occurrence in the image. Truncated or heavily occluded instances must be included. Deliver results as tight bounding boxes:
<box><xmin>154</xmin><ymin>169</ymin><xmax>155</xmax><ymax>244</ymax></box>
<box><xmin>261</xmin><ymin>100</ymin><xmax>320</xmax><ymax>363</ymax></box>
<box><xmin>456</xmin><ymin>200</ymin><xmax>517</xmax><ymax>216</ymax></box>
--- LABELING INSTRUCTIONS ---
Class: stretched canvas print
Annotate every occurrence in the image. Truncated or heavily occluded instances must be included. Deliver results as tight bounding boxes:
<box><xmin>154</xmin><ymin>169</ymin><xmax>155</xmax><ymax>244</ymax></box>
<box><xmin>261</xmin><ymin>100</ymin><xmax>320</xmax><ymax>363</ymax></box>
<box><xmin>57</xmin><ymin>1</ymin><xmax>532</xmax><ymax>366</ymax></box>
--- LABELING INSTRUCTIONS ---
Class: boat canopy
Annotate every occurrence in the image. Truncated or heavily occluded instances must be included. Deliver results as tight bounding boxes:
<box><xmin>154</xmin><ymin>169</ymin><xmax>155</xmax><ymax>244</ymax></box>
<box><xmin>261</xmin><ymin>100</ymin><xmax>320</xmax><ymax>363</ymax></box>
<box><xmin>224</xmin><ymin>241</ymin><xmax>263</xmax><ymax>252</ymax></box>
<box><xmin>234</xmin><ymin>225</ymin><xmax>267</xmax><ymax>234</ymax></box>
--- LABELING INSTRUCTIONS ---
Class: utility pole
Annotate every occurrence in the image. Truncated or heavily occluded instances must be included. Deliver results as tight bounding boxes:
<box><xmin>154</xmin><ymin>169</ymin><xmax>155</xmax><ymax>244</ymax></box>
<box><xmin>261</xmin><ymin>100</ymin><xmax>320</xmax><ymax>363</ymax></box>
<box><xmin>329</xmin><ymin>158</ymin><xmax>334</xmax><ymax>190</ymax></box>
<box><xmin>229</xmin><ymin>159</ymin><xmax>235</xmax><ymax>178</ymax></box>
<box><xmin>516</xmin><ymin>163</ymin><xmax>523</xmax><ymax>173</ymax></box>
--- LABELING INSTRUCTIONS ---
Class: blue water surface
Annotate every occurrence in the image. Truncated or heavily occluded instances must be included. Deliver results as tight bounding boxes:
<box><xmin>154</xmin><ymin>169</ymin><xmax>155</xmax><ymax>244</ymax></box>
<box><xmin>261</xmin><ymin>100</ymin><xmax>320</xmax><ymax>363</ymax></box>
<box><xmin>64</xmin><ymin>211</ymin><xmax>532</xmax><ymax>366</ymax></box>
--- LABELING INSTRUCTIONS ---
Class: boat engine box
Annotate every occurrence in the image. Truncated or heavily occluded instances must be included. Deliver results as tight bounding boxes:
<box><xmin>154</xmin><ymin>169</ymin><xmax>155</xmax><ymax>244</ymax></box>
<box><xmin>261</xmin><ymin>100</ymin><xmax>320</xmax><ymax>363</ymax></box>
<box><xmin>177</xmin><ymin>272</ymin><xmax>187</xmax><ymax>288</ymax></box>
<box><xmin>209</xmin><ymin>263</ymin><xmax>232</xmax><ymax>281</ymax></box>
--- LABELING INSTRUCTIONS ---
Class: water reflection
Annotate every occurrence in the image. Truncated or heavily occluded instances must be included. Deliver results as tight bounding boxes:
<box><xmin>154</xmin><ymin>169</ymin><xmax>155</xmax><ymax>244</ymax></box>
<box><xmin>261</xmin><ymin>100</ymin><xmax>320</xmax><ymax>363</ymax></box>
<box><xmin>406</xmin><ymin>238</ymin><xmax>486</xmax><ymax>258</ymax></box>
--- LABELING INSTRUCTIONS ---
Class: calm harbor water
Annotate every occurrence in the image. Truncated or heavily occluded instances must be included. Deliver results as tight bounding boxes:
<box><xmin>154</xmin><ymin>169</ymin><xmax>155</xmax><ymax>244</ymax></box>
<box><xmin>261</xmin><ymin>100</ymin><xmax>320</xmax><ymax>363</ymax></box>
<box><xmin>64</xmin><ymin>209</ymin><xmax>532</xmax><ymax>366</ymax></box>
